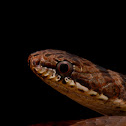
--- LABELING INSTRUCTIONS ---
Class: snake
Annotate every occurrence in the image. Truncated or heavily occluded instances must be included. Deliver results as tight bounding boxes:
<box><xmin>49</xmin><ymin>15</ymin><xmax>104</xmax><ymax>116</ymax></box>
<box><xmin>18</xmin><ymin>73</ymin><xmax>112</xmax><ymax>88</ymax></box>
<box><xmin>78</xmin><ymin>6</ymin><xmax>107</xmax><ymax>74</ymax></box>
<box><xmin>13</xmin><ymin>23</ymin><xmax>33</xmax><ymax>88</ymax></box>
<box><xmin>28</xmin><ymin>49</ymin><xmax>126</xmax><ymax>126</ymax></box>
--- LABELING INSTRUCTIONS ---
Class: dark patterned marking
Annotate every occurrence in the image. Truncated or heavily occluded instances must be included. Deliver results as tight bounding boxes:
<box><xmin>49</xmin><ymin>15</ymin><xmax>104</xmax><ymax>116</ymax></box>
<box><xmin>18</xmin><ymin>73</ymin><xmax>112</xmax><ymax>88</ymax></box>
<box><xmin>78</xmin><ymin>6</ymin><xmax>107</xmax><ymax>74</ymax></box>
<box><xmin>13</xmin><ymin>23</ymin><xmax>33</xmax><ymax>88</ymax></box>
<box><xmin>116</xmin><ymin>106</ymin><xmax>121</xmax><ymax>109</ymax></box>
<box><xmin>83</xmin><ymin>62</ymin><xmax>91</xmax><ymax>66</ymax></box>
<box><xmin>102</xmin><ymin>83</ymin><xmax>120</xmax><ymax>98</ymax></box>
<box><xmin>119</xmin><ymin>74</ymin><xmax>126</xmax><ymax>81</ymax></box>
<box><xmin>118</xmin><ymin>85</ymin><xmax>126</xmax><ymax>101</ymax></box>
<box><xmin>76</xmin><ymin>79</ymin><xmax>91</xmax><ymax>90</ymax></box>
<box><xmin>57</xmin><ymin>55</ymin><xmax>64</xmax><ymax>58</ymax></box>
<box><xmin>103</xmin><ymin>74</ymin><xmax>114</xmax><ymax>83</ymax></box>
<box><xmin>33</xmin><ymin>54</ymin><xmax>39</xmax><ymax>57</ymax></box>
<box><xmin>95</xmin><ymin>65</ymin><xmax>114</xmax><ymax>84</ymax></box>
<box><xmin>78</xmin><ymin>89</ymin><xmax>85</xmax><ymax>92</ymax></box>
<box><xmin>72</xmin><ymin>58</ymin><xmax>80</xmax><ymax>65</ymax></box>
<box><xmin>119</xmin><ymin>73</ymin><xmax>126</xmax><ymax>89</ymax></box>
<box><xmin>45</xmin><ymin>54</ymin><xmax>52</xmax><ymax>57</ymax></box>
<box><xmin>117</xmin><ymin>74</ymin><xmax>126</xmax><ymax>100</ymax></box>
<box><xmin>95</xmin><ymin>65</ymin><xmax>107</xmax><ymax>72</ymax></box>
<box><xmin>56</xmin><ymin>53</ymin><xmax>64</xmax><ymax>55</ymax></box>
<box><xmin>90</xmin><ymin>94</ymin><xmax>97</xmax><ymax>96</ymax></box>
<box><xmin>90</xmin><ymin>82</ymin><xmax>101</xmax><ymax>93</ymax></box>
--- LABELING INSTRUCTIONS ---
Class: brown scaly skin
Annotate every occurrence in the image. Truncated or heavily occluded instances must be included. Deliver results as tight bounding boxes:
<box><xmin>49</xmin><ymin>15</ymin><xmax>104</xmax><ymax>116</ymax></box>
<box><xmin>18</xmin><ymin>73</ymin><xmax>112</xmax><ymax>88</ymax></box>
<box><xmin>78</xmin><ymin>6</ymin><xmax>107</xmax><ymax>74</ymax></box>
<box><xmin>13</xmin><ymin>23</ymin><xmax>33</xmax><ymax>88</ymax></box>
<box><xmin>28</xmin><ymin>49</ymin><xmax>126</xmax><ymax>126</ymax></box>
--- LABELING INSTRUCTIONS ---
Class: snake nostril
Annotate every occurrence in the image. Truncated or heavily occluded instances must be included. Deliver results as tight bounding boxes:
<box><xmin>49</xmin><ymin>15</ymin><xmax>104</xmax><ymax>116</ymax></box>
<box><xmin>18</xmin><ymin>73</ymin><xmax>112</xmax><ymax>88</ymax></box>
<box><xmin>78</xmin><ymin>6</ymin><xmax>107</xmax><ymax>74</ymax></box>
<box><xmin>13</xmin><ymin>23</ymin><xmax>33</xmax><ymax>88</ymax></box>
<box><xmin>33</xmin><ymin>59</ymin><xmax>40</xmax><ymax>66</ymax></box>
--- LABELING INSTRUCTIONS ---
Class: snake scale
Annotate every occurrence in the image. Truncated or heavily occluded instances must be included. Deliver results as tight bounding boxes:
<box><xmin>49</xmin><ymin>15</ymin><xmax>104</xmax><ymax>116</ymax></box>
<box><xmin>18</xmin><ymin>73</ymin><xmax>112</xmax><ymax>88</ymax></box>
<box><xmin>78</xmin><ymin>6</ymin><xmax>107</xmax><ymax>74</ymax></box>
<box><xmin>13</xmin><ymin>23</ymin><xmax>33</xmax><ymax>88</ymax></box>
<box><xmin>28</xmin><ymin>49</ymin><xmax>126</xmax><ymax>126</ymax></box>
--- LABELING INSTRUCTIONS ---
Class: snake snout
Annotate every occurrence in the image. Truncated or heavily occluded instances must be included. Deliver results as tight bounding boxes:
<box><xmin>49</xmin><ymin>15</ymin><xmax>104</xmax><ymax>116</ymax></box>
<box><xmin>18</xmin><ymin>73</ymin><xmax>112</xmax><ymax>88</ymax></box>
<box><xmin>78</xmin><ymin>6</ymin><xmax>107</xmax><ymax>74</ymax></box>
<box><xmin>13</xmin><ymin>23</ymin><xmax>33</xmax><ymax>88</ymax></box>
<box><xmin>27</xmin><ymin>55</ymin><xmax>32</xmax><ymax>66</ymax></box>
<box><xmin>28</xmin><ymin>53</ymin><xmax>41</xmax><ymax>68</ymax></box>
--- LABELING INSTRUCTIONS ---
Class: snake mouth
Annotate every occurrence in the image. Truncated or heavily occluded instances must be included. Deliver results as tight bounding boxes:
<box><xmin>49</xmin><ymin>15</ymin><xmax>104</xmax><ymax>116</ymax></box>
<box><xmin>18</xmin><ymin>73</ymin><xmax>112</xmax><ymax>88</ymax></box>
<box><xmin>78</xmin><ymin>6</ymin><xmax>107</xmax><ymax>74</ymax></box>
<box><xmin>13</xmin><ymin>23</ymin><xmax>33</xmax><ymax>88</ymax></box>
<box><xmin>30</xmin><ymin>61</ymin><xmax>76</xmax><ymax>87</ymax></box>
<box><xmin>34</xmin><ymin>65</ymin><xmax>62</xmax><ymax>82</ymax></box>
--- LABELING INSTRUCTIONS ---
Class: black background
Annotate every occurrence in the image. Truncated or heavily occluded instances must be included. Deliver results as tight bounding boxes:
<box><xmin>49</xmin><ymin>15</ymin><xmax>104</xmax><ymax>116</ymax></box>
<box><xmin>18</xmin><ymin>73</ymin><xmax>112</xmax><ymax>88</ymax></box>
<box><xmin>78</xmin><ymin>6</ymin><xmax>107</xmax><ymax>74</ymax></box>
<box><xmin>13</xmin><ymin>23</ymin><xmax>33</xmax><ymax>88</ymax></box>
<box><xmin>21</xmin><ymin>10</ymin><xmax>126</xmax><ymax>126</ymax></box>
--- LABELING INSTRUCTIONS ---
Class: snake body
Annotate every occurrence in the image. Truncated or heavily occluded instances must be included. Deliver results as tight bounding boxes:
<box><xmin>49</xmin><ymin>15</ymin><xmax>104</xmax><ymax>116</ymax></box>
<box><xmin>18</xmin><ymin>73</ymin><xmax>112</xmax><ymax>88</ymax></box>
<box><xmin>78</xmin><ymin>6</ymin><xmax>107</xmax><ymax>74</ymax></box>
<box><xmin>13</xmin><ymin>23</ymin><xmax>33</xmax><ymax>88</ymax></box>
<box><xmin>28</xmin><ymin>49</ymin><xmax>126</xmax><ymax>126</ymax></box>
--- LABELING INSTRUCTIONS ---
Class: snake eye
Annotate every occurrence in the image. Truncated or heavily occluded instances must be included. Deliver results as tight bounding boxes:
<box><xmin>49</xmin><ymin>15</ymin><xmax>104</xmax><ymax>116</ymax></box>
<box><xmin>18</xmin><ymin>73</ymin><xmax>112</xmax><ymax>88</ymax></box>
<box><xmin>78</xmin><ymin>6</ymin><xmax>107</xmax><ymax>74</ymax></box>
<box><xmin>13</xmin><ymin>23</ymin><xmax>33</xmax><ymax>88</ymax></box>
<box><xmin>56</xmin><ymin>61</ymin><xmax>73</xmax><ymax>77</ymax></box>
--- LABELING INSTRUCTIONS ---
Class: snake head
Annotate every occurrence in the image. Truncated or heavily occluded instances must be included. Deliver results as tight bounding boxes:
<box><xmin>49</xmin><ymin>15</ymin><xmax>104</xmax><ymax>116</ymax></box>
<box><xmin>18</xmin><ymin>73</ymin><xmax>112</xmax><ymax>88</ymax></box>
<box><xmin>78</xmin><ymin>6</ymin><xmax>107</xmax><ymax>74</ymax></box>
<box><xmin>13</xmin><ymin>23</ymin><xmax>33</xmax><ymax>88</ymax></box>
<box><xmin>28</xmin><ymin>49</ymin><xmax>85</xmax><ymax>84</ymax></box>
<box><xmin>28</xmin><ymin>49</ymin><xmax>126</xmax><ymax>116</ymax></box>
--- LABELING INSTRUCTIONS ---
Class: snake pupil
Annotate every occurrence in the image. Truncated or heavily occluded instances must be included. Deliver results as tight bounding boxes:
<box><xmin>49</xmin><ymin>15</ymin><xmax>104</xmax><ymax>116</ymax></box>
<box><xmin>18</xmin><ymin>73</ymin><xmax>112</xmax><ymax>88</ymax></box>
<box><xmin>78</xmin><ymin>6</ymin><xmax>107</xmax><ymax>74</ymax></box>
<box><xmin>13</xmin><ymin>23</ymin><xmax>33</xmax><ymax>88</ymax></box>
<box><xmin>59</xmin><ymin>64</ymin><xmax>69</xmax><ymax>73</ymax></box>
